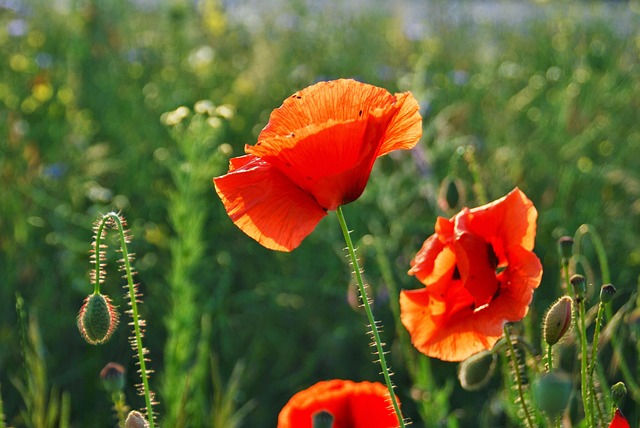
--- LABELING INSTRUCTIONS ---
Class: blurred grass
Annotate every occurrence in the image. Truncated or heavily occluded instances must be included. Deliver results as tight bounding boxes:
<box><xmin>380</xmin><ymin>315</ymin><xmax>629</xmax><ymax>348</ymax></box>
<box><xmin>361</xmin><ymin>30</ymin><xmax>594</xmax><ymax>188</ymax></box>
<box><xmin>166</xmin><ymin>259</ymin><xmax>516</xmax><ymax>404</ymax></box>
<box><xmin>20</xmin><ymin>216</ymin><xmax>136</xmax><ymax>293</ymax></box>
<box><xmin>1</xmin><ymin>0</ymin><xmax>640</xmax><ymax>426</ymax></box>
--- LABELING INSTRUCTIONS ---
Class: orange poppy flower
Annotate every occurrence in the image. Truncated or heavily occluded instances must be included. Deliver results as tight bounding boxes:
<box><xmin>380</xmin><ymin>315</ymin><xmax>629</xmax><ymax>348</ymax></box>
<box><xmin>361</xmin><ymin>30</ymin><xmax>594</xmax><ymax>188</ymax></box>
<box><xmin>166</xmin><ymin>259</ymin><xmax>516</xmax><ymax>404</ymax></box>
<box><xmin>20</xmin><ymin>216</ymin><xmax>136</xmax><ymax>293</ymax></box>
<box><xmin>277</xmin><ymin>379</ymin><xmax>400</xmax><ymax>428</ymax></box>
<box><xmin>213</xmin><ymin>79</ymin><xmax>422</xmax><ymax>251</ymax></box>
<box><xmin>609</xmin><ymin>409</ymin><xmax>630</xmax><ymax>428</ymax></box>
<box><xmin>400</xmin><ymin>188</ymin><xmax>542</xmax><ymax>361</ymax></box>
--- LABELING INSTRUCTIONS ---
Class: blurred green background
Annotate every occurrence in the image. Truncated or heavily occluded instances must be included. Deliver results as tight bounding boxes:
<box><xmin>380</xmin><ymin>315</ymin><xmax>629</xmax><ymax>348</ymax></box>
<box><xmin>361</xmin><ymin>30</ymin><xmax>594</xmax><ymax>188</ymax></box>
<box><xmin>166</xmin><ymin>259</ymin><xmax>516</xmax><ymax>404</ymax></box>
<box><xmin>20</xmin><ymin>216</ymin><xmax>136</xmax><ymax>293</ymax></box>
<box><xmin>1</xmin><ymin>0</ymin><xmax>640</xmax><ymax>426</ymax></box>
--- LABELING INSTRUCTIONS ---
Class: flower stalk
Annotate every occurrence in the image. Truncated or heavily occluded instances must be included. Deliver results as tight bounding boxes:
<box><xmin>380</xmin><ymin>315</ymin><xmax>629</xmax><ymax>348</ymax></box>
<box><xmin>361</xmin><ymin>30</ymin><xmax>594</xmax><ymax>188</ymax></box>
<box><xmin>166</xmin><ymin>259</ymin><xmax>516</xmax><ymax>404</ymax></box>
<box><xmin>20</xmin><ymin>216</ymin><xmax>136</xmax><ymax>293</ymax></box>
<box><xmin>503</xmin><ymin>324</ymin><xmax>535</xmax><ymax>428</ymax></box>
<box><xmin>336</xmin><ymin>206</ymin><xmax>405</xmax><ymax>428</ymax></box>
<box><xmin>95</xmin><ymin>213</ymin><xmax>156</xmax><ymax>427</ymax></box>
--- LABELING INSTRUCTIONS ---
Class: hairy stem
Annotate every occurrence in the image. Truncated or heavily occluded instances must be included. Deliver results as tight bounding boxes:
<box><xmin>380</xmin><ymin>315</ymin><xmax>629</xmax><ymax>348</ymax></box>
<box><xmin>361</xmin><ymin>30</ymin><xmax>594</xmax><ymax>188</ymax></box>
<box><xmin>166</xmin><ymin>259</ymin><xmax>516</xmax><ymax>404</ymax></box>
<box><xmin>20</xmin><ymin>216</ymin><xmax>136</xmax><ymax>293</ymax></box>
<box><xmin>503</xmin><ymin>324</ymin><xmax>534</xmax><ymax>428</ymax></box>
<box><xmin>336</xmin><ymin>207</ymin><xmax>405</xmax><ymax>427</ymax></box>
<box><xmin>105</xmin><ymin>213</ymin><xmax>155</xmax><ymax>427</ymax></box>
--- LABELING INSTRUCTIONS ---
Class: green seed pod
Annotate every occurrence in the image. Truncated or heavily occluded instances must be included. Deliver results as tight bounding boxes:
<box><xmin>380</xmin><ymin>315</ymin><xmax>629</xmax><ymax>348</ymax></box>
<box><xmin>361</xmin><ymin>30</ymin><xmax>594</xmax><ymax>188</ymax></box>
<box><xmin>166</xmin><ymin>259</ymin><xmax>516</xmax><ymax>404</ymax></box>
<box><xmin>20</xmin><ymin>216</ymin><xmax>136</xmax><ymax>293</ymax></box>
<box><xmin>543</xmin><ymin>296</ymin><xmax>573</xmax><ymax>346</ymax></box>
<box><xmin>557</xmin><ymin>236</ymin><xmax>574</xmax><ymax>261</ymax></box>
<box><xmin>532</xmin><ymin>370</ymin><xmax>572</xmax><ymax>416</ymax></box>
<box><xmin>77</xmin><ymin>293</ymin><xmax>119</xmax><ymax>345</ymax></box>
<box><xmin>100</xmin><ymin>362</ymin><xmax>126</xmax><ymax>393</ymax></box>
<box><xmin>611</xmin><ymin>381</ymin><xmax>627</xmax><ymax>408</ymax></box>
<box><xmin>458</xmin><ymin>350</ymin><xmax>498</xmax><ymax>391</ymax></box>
<box><xmin>312</xmin><ymin>410</ymin><xmax>334</xmax><ymax>428</ymax></box>
<box><xmin>125</xmin><ymin>411</ymin><xmax>149</xmax><ymax>428</ymax></box>
<box><xmin>569</xmin><ymin>274</ymin><xmax>586</xmax><ymax>300</ymax></box>
<box><xmin>599</xmin><ymin>283</ymin><xmax>616</xmax><ymax>304</ymax></box>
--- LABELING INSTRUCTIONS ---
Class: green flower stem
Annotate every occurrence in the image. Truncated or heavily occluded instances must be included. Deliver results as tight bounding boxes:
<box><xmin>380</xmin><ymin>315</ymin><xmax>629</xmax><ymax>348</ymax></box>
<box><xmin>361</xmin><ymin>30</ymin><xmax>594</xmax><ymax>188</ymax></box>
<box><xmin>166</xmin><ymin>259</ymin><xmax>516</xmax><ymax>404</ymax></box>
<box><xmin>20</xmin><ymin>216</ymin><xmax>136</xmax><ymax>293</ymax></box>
<box><xmin>502</xmin><ymin>324</ymin><xmax>534</xmax><ymax>428</ymax></box>
<box><xmin>336</xmin><ymin>207</ymin><xmax>404</xmax><ymax>428</ymax></box>
<box><xmin>589</xmin><ymin>302</ymin><xmax>605</xmax><ymax>379</ymax></box>
<box><xmin>546</xmin><ymin>344</ymin><xmax>553</xmax><ymax>372</ymax></box>
<box><xmin>93</xmin><ymin>217</ymin><xmax>109</xmax><ymax>295</ymax></box>
<box><xmin>577</xmin><ymin>297</ymin><xmax>594</xmax><ymax>426</ymax></box>
<box><xmin>104</xmin><ymin>213</ymin><xmax>155</xmax><ymax>428</ymax></box>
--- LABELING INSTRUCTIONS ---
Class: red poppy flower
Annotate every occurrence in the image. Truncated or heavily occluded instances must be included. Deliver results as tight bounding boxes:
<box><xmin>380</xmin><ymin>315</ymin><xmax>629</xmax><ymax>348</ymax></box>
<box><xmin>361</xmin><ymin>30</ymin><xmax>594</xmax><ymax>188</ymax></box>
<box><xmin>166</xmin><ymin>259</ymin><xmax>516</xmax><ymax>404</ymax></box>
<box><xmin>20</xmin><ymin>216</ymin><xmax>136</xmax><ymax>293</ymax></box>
<box><xmin>277</xmin><ymin>379</ymin><xmax>400</xmax><ymax>428</ymax></box>
<box><xmin>213</xmin><ymin>79</ymin><xmax>422</xmax><ymax>251</ymax></box>
<box><xmin>400</xmin><ymin>188</ymin><xmax>542</xmax><ymax>361</ymax></box>
<box><xmin>609</xmin><ymin>409</ymin><xmax>630</xmax><ymax>428</ymax></box>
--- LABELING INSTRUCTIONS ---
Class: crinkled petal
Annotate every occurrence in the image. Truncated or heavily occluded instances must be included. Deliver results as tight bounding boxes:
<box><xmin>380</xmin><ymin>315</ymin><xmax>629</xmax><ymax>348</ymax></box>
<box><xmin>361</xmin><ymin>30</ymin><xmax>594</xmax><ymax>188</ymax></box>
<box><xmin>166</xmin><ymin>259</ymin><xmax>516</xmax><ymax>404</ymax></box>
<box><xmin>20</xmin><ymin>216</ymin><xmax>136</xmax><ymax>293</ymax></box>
<box><xmin>258</xmin><ymin>79</ymin><xmax>397</xmax><ymax>140</ymax></box>
<box><xmin>466</xmin><ymin>187</ymin><xmax>538</xmax><ymax>255</ymax></box>
<box><xmin>377</xmin><ymin>91</ymin><xmax>423</xmax><ymax>156</ymax></box>
<box><xmin>248</xmin><ymin>109</ymin><xmax>396</xmax><ymax>210</ymax></box>
<box><xmin>213</xmin><ymin>155</ymin><xmax>327</xmax><ymax>252</ymax></box>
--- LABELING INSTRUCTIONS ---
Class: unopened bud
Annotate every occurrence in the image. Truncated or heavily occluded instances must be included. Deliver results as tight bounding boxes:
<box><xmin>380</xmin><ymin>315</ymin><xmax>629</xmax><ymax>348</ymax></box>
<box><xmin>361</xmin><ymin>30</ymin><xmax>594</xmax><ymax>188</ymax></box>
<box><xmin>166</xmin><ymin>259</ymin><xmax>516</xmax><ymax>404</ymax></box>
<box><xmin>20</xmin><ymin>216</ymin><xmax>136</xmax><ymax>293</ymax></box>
<box><xmin>569</xmin><ymin>274</ymin><xmax>586</xmax><ymax>300</ymax></box>
<box><xmin>557</xmin><ymin>236</ymin><xmax>574</xmax><ymax>262</ymax></box>
<box><xmin>611</xmin><ymin>381</ymin><xmax>627</xmax><ymax>407</ymax></box>
<box><xmin>543</xmin><ymin>296</ymin><xmax>573</xmax><ymax>346</ymax></box>
<box><xmin>458</xmin><ymin>350</ymin><xmax>497</xmax><ymax>391</ymax></box>
<box><xmin>100</xmin><ymin>362</ymin><xmax>126</xmax><ymax>393</ymax></box>
<box><xmin>77</xmin><ymin>293</ymin><xmax>119</xmax><ymax>345</ymax></box>
<box><xmin>312</xmin><ymin>410</ymin><xmax>334</xmax><ymax>428</ymax></box>
<box><xmin>532</xmin><ymin>370</ymin><xmax>572</xmax><ymax>416</ymax></box>
<box><xmin>438</xmin><ymin>177</ymin><xmax>465</xmax><ymax>212</ymax></box>
<box><xmin>600</xmin><ymin>284</ymin><xmax>616</xmax><ymax>304</ymax></box>
<box><xmin>125</xmin><ymin>411</ymin><xmax>149</xmax><ymax>428</ymax></box>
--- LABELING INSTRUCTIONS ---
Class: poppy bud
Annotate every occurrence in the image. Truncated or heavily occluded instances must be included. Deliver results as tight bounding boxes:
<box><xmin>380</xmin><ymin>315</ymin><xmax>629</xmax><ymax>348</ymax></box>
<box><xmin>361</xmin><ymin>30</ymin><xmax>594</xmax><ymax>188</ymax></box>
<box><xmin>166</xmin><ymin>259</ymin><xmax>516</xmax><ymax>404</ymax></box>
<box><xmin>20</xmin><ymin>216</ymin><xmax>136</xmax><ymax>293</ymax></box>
<box><xmin>458</xmin><ymin>350</ymin><xmax>497</xmax><ymax>391</ymax></box>
<box><xmin>557</xmin><ymin>236</ymin><xmax>574</xmax><ymax>262</ymax></box>
<box><xmin>312</xmin><ymin>410</ymin><xmax>334</xmax><ymax>428</ymax></box>
<box><xmin>125</xmin><ymin>411</ymin><xmax>149</xmax><ymax>428</ymax></box>
<box><xmin>77</xmin><ymin>293</ymin><xmax>119</xmax><ymax>345</ymax></box>
<box><xmin>543</xmin><ymin>296</ymin><xmax>573</xmax><ymax>346</ymax></box>
<box><xmin>611</xmin><ymin>381</ymin><xmax>627</xmax><ymax>408</ymax></box>
<box><xmin>438</xmin><ymin>177</ymin><xmax>465</xmax><ymax>212</ymax></box>
<box><xmin>569</xmin><ymin>274</ymin><xmax>586</xmax><ymax>300</ymax></box>
<box><xmin>532</xmin><ymin>370</ymin><xmax>572</xmax><ymax>416</ymax></box>
<box><xmin>600</xmin><ymin>283</ymin><xmax>616</xmax><ymax>304</ymax></box>
<box><xmin>100</xmin><ymin>362</ymin><xmax>126</xmax><ymax>393</ymax></box>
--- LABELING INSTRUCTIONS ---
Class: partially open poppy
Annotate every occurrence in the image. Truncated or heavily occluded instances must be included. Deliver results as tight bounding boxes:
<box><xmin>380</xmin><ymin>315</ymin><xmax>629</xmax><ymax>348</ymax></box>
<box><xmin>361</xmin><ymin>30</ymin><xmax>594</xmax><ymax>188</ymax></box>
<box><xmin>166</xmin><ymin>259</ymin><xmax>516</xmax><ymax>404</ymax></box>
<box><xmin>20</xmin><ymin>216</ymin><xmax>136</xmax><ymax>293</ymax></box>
<box><xmin>400</xmin><ymin>188</ymin><xmax>542</xmax><ymax>361</ymax></box>
<box><xmin>214</xmin><ymin>79</ymin><xmax>422</xmax><ymax>251</ymax></box>
<box><xmin>277</xmin><ymin>379</ymin><xmax>400</xmax><ymax>428</ymax></box>
<box><xmin>609</xmin><ymin>409</ymin><xmax>630</xmax><ymax>428</ymax></box>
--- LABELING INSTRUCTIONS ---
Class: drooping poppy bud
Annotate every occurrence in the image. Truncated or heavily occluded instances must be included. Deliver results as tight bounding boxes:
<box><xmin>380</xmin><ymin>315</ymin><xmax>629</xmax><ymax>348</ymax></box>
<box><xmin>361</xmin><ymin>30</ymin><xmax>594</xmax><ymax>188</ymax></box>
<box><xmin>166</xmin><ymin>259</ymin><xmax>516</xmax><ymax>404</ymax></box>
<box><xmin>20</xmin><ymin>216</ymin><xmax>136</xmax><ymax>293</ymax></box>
<box><xmin>532</xmin><ymin>370</ymin><xmax>572</xmax><ymax>416</ymax></box>
<box><xmin>557</xmin><ymin>236</ymin><xmax>574</xmax><ymax>262</ymax></box>
<box><xmin>437</xmin><ymin>176</ymin><xmax>466</xmax><ymax>212</ymax></box>
<box><xmin>458</xmin><ymin>350</ymin><xmax>498</xmax><ymax>391</ymax></box>
<box><xmin>312</xmin><ymin>411</ymin><xmax>334</xmax><ymax>428</ymax></box>
<box><xmin>125</xmin><ymin>411</ymin><xmax>149</xmax><ymax>428</ymax></box>
<box><xmin>543</xmin><ymin>296</ymin><xmax>573</xmax><ymax>346</ymax></box>
<box><xmin>77</xmin><ymin>293</ymin><xmax>119</xmax><ymax>345</ymax></box>
<box><xmin>611</xmin><ymin>382</ymin><xmax>627</xmax><ymax>408</ymax></box>
<box><xmin>569</xmin><ymin>274</ymin><xmax>586</xmax><ymax>300</ymax></box>
<box><xmin>600</xmin><ymin>284</ymin><xmax>616</xmax><ymax>304</ymax></box>
<box><xmin>100</xmin><ymin>362</ymin><xmax>126</xmax><ymax>393</ymax></box>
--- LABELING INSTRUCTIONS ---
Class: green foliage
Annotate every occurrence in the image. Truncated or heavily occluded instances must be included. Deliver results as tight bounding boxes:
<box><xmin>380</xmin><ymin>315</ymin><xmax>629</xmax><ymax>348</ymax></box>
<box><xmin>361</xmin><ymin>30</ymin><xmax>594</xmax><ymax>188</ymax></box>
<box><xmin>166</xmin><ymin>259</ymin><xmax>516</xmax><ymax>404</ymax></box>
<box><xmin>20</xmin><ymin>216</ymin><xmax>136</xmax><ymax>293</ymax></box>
<box><xmin>1</xmin><ymin>0</ymin><xmax>640</xmax><ymax>426</ymax></box>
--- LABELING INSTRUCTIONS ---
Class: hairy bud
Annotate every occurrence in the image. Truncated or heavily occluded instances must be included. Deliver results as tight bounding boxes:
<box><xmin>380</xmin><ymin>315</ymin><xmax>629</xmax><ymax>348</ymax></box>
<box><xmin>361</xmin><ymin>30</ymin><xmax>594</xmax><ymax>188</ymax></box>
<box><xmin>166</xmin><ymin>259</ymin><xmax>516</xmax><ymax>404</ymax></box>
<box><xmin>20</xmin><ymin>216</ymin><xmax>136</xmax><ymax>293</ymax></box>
<box><xmin>125</xmin><ymin>411</ymin><xmax>149</xmax><ymax>428</ymax></box>
<box><xmin>77</xmin><ymin>293</ymin><xmax>119</xmax><ymax>345</ymax></box>
<box><xmin>458</xmin><ymin>350</ymin><xmax>497</xmax><ymax>391</ymax></box>
<box><xmin>543</xmin><ymin>296</ymin><xmax>572</xmax><ymax>346</ymax></box>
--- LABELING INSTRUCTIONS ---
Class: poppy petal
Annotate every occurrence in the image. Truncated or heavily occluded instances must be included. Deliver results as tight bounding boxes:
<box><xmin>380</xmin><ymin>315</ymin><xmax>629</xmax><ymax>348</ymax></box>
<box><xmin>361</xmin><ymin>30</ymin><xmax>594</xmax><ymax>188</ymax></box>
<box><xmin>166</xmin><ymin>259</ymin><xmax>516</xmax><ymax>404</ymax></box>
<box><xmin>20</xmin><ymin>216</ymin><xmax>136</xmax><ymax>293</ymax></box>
<box><xmin>609</xmin><ymin>409</ymin><xmax>630</xmax><ymax>428</ymax></box>
<box><xmin>455</xmin><ymin>232</ymin><xmax>500</xmax><ymax>307</ymax></box>
<box><xmin>400</xmin><ymin>286</ymin><xmax>499</xmax><ymax>362</ymax></box>
<box><xmin>213</xmin><ymin>155</ymin><xmax>327</xmax><ymax>252</ymax></box>
<box><xmin>248</xmin><ymin>106</ymin><xmax>399</xmax><ymax>210</ymax></box>
<box><xmin>466</xmin><ymin>187</ymin><xmax>538</xmax><ymax>255</ymax></box>
<box><xmin>258</xmin><ymin>79</ymin><xmax>397</xmax><ymax>141</ymax></box>
<box><xmin>408</xmin><ymin>217</ymin><xmax>455</xmax><ymax>284</ymax></box>
<box><xmin>377</xmin><ymin>91</ymin><xmax>423</xmax><ymax>156</ymax></box>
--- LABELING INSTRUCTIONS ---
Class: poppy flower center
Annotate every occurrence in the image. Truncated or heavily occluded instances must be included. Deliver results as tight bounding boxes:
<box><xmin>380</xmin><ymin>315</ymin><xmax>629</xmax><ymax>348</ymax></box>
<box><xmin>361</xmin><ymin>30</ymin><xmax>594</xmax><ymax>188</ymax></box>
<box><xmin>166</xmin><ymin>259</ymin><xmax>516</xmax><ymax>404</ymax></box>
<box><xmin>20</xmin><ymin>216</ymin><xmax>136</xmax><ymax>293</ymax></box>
<box><xmin>453</xmin><ymin>232</ymin><xmax>502</xmax><ymax>309</ymax></box>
